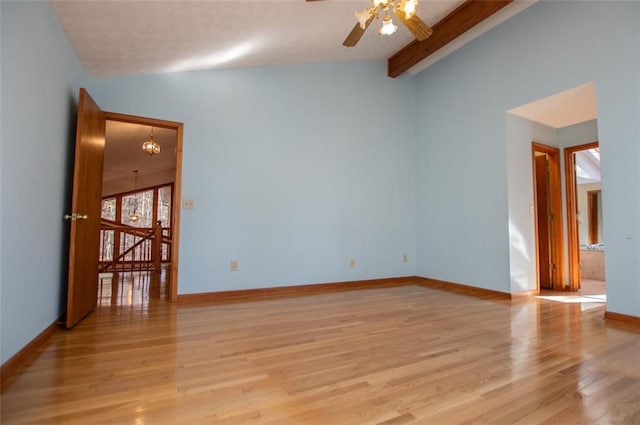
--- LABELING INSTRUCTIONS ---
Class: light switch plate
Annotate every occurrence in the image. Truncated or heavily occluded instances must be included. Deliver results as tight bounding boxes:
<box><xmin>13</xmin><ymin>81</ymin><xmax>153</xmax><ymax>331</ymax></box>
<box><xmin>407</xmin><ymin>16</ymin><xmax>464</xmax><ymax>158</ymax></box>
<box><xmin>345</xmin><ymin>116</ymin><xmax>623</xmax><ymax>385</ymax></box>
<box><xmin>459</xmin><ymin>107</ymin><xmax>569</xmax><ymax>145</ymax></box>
<box><xmin>183</xmin><ymin>198</ymin><xmax>195</xmax><ymax>209</ymax></box>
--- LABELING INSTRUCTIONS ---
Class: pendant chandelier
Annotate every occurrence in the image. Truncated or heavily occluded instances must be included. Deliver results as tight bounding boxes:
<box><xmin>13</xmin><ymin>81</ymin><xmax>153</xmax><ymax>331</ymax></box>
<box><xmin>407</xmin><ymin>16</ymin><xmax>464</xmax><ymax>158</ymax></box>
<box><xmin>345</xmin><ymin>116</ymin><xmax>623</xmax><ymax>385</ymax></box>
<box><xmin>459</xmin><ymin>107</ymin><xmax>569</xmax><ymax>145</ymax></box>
<box><xmin>129</xmin><ymin>170</ymin><xmax>140</xmax><ymax>223</ymax></box>
<box><xmin>142</xmin><ymin>127</ymin><xmax>160</xmax><ymax>155</ymax></box>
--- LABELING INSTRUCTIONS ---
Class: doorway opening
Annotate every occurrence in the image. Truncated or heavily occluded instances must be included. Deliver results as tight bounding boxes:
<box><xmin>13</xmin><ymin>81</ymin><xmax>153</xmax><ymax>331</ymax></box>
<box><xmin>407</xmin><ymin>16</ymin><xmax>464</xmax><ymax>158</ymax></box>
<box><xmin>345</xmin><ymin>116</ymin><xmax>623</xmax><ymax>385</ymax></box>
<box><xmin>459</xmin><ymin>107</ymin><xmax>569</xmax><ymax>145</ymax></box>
<box><xmin>66</xmin><ymin>89</ymin><xmax>183</xmax><ymax>328</ymax></box>
<box><xmin>564</xmin><ymin>142</ymin><xmax>604</xmax><ymax>293</ymax></box>
<box><xmin>531</xmin><ymin>142</ymin><xmax>564</xmax><ymax>291</ymax></box>
<box><xmin>505</xmin><ymin>82</ymin><xmax>601</xmax><ymax>300</ymax></box>
<box><xmin>99</xmin><ymin>112</ymin><xmax>183</xmax><ymax>306</ymax></box>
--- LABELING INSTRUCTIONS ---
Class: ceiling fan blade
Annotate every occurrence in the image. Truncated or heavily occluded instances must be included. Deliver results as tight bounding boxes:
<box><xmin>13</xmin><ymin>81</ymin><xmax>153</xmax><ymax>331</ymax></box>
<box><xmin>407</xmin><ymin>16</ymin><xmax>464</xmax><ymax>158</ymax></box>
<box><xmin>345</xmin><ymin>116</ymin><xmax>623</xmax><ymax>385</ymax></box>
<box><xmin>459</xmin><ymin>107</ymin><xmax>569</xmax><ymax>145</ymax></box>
<box><xmin>393</xmin><ymin>8</ymin><xmax>433</xmax><ymax>41</ymax></box>
<box><xmin>343</xmin><ymin>15</ymin><xmax>374</xmax><ymax>47</ymax></box>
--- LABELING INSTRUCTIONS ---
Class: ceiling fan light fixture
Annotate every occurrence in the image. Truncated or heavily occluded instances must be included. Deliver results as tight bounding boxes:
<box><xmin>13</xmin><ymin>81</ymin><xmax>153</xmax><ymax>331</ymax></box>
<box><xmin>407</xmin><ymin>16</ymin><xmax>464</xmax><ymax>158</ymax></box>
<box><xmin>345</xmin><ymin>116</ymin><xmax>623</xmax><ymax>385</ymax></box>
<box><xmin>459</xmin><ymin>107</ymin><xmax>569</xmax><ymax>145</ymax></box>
<box><xmin>379</xmin><ymin>15</ymin><xmax>398</xmax><ymax>36</ymax></box>
<box><xmin>402</xmin><ymin>0</ymin><xmax>418</xmax><ymax>19</ymax></box>
<box><xmin>355</xmin><ymin>8</ymin><xmax>372</xmax><ymax>29</ymax></box>
<box><xmin>343</xmin><ymin>0</ymin><xmax>431</xmax><ymax>47</ymax></box>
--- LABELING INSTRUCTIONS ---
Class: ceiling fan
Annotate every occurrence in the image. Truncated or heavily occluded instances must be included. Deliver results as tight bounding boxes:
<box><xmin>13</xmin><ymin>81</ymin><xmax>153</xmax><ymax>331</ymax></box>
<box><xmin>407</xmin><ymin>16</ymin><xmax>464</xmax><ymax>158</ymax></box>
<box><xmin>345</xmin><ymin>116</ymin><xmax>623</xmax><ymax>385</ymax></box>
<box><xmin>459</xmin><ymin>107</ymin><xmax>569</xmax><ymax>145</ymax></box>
<box><xmin>309</xmin><ymin>0</ymin><xmax>433</xmax><ymax>47</ymax></box>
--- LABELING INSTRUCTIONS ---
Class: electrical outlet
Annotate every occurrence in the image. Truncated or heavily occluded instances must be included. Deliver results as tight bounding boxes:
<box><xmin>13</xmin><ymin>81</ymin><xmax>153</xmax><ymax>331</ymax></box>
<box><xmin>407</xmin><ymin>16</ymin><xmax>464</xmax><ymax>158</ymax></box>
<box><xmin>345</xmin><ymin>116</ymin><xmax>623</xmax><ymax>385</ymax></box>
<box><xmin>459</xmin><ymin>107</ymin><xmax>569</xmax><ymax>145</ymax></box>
<box><xmin>183</xmin><ymin>198</ymin><xmax>195</xmax><ymax>209</ymax></box>
<box><xmin>230</xmin><ymin>260</ymin><xmax>238</xmax><ymax>271</ymax></box>
<box><xmin>403</xmin><ymin>254</ymin><xmax>408</xmax><ymax>263</ymax></box>
<box><xmin>349</xmin><ymin>258</ymin><xmax>355</xmax><ymax>268</ymax></box>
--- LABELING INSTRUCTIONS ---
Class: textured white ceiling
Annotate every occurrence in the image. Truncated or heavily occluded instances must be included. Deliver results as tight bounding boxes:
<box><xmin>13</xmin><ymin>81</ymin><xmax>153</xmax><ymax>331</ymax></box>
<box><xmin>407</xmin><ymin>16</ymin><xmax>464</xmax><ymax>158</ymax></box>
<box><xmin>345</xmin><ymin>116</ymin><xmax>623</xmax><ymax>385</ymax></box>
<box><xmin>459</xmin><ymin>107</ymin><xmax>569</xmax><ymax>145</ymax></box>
<box><xmin>49</xmin><ymin>0</ymin><xmax>465</xmax><ymax>78</ymax></box>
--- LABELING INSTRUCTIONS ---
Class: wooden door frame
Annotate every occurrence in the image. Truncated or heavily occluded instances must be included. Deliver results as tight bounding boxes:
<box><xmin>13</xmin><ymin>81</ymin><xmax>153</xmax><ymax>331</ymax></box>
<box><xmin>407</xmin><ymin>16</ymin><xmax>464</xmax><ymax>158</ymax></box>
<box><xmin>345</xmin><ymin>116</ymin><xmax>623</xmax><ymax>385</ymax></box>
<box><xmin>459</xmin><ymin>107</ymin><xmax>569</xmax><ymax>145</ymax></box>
<box><xmin>564</xmin><ymin>141</ymin><xmax>599</xmax><ymax>292</ymax></box>
<box><xmin>531</xmin><ymin>142</ymin><xmax>565</xmax><ymax>291</ymax></box>
<box><xmin>104</xmin><ymin>111</ymin><xmax>183</xmax><ymax>302</ymax></box>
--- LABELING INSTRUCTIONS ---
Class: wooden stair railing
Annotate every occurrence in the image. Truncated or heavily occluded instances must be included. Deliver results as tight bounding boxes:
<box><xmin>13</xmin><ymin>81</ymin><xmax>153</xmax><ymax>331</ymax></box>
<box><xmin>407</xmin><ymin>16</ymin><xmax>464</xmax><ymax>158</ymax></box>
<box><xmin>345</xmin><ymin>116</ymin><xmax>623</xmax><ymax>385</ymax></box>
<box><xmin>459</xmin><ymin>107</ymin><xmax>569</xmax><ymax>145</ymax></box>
<box><xmin>99</xmin><ymin>229</ymin><xmax>155</xmax><ymax>273</ymax></box>
<box><xmin>101</xmin><ymin>219</ymin><xmax>171</xmax><ymax>244</ymax></box>
<box><xmin>99</xmin><ymin>220</ymin><xmax>171</xmax><ymax>273</ymax></box>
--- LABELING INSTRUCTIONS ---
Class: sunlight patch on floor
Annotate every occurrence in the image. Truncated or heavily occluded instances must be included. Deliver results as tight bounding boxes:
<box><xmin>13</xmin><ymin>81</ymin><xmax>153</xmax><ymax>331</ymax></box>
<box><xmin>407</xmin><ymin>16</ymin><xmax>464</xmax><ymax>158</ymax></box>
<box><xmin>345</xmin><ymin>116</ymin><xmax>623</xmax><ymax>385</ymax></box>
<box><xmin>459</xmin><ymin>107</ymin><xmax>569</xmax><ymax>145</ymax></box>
<box><xmin>537</xmin><ymin>294</ymin><xmax>606</xmax><ymax>304</ymax></box>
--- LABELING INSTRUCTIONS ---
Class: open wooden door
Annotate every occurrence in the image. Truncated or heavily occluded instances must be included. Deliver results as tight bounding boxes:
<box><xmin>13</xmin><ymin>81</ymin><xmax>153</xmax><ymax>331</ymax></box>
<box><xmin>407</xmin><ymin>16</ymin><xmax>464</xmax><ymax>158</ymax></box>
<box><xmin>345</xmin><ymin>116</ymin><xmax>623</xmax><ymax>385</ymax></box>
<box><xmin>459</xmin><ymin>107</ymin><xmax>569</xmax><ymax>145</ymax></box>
<box><xmin>65</xmin><ymin>88</ymin><xmax>106</xmax><ymax>328</ymax></box>
<box><xmin>532</xmin><ymin>142</ymin><xmax>564</xmax><ymax>291</ymax></box>
<box><xmin>534</xmin><ymin>154</ymin><xmax>553</xmax><ymax>289</ymax></box>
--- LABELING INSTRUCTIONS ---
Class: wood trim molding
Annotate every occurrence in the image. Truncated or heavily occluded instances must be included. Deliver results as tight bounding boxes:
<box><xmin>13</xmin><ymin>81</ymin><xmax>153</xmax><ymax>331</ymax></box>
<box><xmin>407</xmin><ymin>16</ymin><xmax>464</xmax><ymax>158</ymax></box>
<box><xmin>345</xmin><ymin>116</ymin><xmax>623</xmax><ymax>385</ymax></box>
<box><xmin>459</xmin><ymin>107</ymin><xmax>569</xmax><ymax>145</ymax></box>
<box><xmin>1</xmin><ymin>320</ymin><xmax>60</xmax><ymax>392</ymax></box>
<box><xmin>564</xmin><ymin>146</ymin><xmax>580</xmax><ymax>290</ymax></box>
<box><xmin>178</xmin><ymin>276</ymin><xmax>534</xmax><ymax>305</ymax></box>
<box><xmin>587</xmin><ymin>190</ymin><xmax>600</xmax><ymax>245</ymax></box>
<box><xmin>178</xmin><ymin>277</ymin><xmax>417</xmax><ymax>304</ymax></box>
<box><xmin>170</xmin><ymin>123</ymin><xmax>184</xmax><ymax>303</ymax></box>
<box><xmin>564</xmin><ymin>142</ymin><xmax>599</xmax><ymax>291</ymax></box>
<box><xmin>388</xmin><ymin>0</ymin><xmax>514</xmax><ymax>77</ymax></box>
<box><xmin>412</xmin><ymin>277</ymin><xmax>512</xmax><ymax>300</ymax></box>
<box><xmin>104</xmin><ymin>111</ymin><xmax>182</xmax><ymax>130</ymax></box>
<box><xmin>604</xmin><ymin>311</ymin><xmax>640</xmax><ymax>326</ymax></box>
<box><xmin>510</xmin><ymin>289</ymin><xmax>539</xmax><ymax>299</ymax></box>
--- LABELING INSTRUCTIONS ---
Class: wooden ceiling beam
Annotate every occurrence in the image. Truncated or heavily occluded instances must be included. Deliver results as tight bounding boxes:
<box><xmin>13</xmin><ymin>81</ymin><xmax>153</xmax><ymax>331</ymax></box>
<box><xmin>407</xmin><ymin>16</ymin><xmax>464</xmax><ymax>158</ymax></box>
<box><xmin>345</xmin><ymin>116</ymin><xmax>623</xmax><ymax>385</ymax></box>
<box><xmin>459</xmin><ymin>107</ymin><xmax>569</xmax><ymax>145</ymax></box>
<box><xmin>387</xmin><ymin>0</ymin><xmax>514</xmax><ymax>78</ymax></box>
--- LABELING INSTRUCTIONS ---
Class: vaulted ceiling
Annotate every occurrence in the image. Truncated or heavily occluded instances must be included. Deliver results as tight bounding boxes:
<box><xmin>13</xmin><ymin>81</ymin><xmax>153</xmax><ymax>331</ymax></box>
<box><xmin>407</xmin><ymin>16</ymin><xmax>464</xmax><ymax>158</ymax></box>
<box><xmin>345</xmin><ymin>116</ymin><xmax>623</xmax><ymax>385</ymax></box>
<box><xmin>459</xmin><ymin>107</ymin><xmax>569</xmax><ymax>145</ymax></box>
<box><xmin>50</xmin><ymin>0</ymin><xmax>530</xmax><ymax>79</ymax></box>
<box><xmin>52</xmin><ymin>0</ymin><xmax>536</xmax><ymax>194</ymax></box>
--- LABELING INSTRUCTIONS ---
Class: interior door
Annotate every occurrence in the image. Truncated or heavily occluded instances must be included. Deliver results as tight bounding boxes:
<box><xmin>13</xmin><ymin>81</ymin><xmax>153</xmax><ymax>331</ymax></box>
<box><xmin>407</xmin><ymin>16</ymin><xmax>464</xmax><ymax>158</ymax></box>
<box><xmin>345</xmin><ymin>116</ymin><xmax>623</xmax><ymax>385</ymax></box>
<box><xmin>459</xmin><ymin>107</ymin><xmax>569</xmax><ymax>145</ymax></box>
<box><xmin>534</xmin><ymin>154</ymin><xmax>553</xmax><ymax>289</ymax></box>
<box><xmin>65</xmin><ymin>88</ymin><xmax>106</xmax><ymax>328</ymax></box>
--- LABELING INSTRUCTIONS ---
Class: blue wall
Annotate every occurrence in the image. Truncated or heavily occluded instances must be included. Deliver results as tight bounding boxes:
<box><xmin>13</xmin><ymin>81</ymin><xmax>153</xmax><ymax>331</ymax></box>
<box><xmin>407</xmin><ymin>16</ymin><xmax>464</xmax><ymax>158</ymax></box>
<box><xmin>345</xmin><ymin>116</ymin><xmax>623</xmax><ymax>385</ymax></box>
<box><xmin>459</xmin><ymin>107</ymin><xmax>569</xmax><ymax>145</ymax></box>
<box><xmin>1</xmin><ymin>1</ymin><xmax>87</xmax><ymax>363</ymax></box>
<box><xmin>89</xmin><ymin>62</ymin><xmax>417</xmax><ymax>294</ymax></box>
<box><xmin>2</xmin><ymin>0</ymin><xmax>639</xmax><ymax>365</ymax></box>
<box><xmin>414</xmin><ymin>1</ymin><xmax>639</xmax><ymax>315</ymax></box>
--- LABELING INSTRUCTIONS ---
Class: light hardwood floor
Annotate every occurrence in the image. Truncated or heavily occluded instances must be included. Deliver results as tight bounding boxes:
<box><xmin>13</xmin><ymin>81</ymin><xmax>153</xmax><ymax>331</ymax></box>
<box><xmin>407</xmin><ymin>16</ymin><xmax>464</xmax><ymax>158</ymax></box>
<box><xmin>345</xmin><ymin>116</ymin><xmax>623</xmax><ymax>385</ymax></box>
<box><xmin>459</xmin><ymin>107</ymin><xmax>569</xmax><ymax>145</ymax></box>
<box><xmin>1</xmin><ymin>278</ymin><xmax>639</xmax><ymax>424</ymax></box>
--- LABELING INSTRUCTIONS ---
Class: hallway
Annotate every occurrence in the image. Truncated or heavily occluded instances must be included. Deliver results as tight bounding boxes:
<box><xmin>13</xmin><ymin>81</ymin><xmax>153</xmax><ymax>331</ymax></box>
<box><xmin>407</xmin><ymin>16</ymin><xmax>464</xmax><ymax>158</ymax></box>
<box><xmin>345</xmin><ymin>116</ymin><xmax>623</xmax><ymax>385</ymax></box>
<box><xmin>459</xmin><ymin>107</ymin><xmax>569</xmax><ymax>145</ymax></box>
<box><xmin>97</xmin><ymin>266</ymin><xmax>171</xmax><ymax>309</ymax></box>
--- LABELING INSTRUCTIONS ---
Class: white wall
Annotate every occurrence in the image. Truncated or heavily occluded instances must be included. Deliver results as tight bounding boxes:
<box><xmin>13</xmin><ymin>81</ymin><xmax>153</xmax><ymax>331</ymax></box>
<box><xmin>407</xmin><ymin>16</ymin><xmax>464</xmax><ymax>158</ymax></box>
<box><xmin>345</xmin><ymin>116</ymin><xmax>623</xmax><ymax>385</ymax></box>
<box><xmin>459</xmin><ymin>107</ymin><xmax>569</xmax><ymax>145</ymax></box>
<box><xmin>506</xmin><ymin>116</ymin><xmax>558</xmax><ymax>293</ymax></box>
<box><xmin>559</xmin><ymin>120</ymin><xmax>598</xmax><ymax>148</ymax></box>
<box><xmin>0</xmin><ymin>1</ymin><xmax>88</xmax><ymax>363</ymax></box>
<box><xmin>89</xmin><ymin>61</ymin><xmax>418</xmax><ymax>294</ymax></box>
<box><xmin>415</xmin><ymin>1</ymin><xmax>639</xmax><ymax>316</ymax></box>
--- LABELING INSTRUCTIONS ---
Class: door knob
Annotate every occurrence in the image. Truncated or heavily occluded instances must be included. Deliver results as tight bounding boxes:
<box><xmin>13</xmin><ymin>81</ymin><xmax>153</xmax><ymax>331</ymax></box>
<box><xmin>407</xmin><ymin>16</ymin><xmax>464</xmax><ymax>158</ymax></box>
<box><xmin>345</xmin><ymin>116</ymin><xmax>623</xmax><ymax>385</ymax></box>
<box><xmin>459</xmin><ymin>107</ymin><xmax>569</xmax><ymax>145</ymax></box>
<box><xmin>64</xmin><ymin>213</ymin><xmax>88</xmax><ymax>220</ymax></box>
